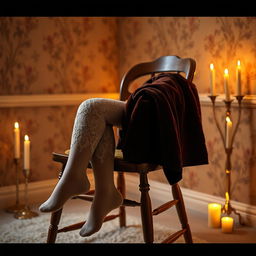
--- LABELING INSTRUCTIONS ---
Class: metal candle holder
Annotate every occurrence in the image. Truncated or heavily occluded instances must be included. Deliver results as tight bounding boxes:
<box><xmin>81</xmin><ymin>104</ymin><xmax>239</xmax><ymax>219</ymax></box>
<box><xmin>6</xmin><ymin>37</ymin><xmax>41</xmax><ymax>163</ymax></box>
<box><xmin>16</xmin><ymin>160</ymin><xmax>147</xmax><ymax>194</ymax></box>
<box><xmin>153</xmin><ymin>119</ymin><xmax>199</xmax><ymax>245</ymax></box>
<box><xmin>14</xmin><ymin>168</ymin><xmax>38</xmax><ymax>219</ymax></box>
<box><xmin>208</xmin><ymin>94</ymin><xmax>244</xmax><ymax>225</ymax></box>
<box><xmin>6</xmin><ymin>158</ymin><xmax>25</xmax><ymax>213</ymax></box>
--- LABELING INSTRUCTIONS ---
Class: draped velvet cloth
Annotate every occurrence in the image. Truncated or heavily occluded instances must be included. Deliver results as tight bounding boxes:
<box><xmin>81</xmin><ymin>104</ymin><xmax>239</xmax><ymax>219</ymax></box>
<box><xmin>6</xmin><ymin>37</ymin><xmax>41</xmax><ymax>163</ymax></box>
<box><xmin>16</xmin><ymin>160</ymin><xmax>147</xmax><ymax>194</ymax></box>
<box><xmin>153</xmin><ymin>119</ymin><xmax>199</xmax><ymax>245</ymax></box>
<box><xmin>117</xmin><ymin>73</ymin><xmax>208</xmax><ymax>185</ymax></box>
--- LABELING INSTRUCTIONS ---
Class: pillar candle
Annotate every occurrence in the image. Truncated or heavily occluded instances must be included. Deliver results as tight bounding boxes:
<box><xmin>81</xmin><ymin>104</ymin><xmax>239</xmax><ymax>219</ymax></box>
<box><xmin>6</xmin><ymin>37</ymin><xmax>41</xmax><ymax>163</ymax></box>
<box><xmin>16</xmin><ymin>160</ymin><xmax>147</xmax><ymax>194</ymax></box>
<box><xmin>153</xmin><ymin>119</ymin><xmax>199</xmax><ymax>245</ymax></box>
<box><xmin>224</xmin><ymin>69</ymin><xmax>230</xmax><ymax>101</ymax></box>
<box><xmin>226</xmin><ymin>116</ymin><xmax>232</xmax><ymax>149</ymax></box>
<box><xmin>24</xmin><ymin>135</ymin><xmax>30</xmax><ymax>170</ymax></box>
<box><xmin>236</xmin><ymin>60</ymin><xmax>241</xmax><ymax>96</ymax></box>
<box><xmin>221</xmin><ymin>217</ymin><xmax>234</xmax><ymax>233</ymax></box>
<box><xmin>208</xmin><ymin>203</ymin><xmax>221</xmax><ymax>228</ymax></box>
<box><xmin>14</xmin><ymin>122</ymin><xmax>20</xmax><ymax>159</ymax></box>
<box><xmin>210</xmin><ymin>63</ymin><xmax>216</xmax><ymax>95</ymax></box>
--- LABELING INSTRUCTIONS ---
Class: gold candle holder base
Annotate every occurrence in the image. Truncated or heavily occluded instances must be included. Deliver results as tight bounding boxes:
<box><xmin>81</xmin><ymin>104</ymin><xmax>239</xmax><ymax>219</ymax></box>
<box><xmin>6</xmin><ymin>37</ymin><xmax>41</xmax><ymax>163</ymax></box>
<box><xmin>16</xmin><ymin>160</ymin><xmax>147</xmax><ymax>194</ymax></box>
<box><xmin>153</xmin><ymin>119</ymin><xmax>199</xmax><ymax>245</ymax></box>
<box><xmin>5</xmin><ymin>158</ymin><xmax>24</xmax><ymax>213</ymax></box>
<box><xmin>14</xmin><ymin>206</ymin><xmax>38</xmax><ymax>219</ymax></box>
<box><xmin>221</xmin><ymin>201</ymin><xmax>243</xmax><ymax>225</ymax></box>
<box><xmin>14</xmin><ymin>168</ymin><xmax>39</xmax><ymax>219</ymax></box>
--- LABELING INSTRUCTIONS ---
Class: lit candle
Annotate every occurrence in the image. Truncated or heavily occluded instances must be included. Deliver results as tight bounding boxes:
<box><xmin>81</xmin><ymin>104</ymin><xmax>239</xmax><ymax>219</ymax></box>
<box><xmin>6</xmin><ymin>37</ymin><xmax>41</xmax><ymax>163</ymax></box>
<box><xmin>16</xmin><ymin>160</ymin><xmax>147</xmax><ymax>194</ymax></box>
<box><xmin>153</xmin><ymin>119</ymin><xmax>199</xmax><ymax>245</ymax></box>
<box><xmin>14</xmin><ymin>122</ymin><xmax>20</xmax><ymax>159</ymax></box>
<box><xmin>24</xmin><ymin>135</ymin><xmax>30</xmax><ymax>170</ymax></box>
<box><xmin>236</xmin><ymin>60</ymin><xmax>241</xmax><ymax>96</ymax></box>
<box><xmin>226</xmin><ymin>116</ymin><xmax>232</xmax><ymax>149</ymax></box>
<box><xmin>210</xmin><ymin>63</ymin><xmax>216</xmax><ymax>95</ymax></box>
<box><xmin>208</xmin><ymin>203</ymin><xmax>221</xmax><ymax>228</ymax></box>
<box><xmin>224</xmin><ymin>68</ymin><xmax>230</xmax><ymax>101</ymax></box>
<box><xmin>221</xmin><ymin>216</ymin><xmax>234</xmax><ymax>233</ymax></box>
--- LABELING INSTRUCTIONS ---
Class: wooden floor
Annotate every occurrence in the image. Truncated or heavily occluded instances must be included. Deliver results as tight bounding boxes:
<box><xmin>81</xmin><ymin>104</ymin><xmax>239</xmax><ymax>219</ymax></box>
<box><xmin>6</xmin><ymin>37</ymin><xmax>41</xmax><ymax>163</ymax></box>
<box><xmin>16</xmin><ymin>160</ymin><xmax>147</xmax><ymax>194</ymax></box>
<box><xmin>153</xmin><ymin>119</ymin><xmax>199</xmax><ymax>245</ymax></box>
<box><xmin>1</xmin><ymin>186</ymin><xmax>256</xmax><ymax>244</ymax></box>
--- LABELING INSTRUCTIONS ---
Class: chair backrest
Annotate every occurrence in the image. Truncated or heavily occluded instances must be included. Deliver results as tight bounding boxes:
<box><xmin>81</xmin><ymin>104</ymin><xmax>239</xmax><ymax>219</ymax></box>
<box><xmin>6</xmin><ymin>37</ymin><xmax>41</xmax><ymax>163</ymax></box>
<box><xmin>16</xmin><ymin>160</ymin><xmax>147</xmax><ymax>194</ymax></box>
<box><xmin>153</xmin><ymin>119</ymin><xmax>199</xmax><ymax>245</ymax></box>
<box><xmin>119</xmin><ymin>55</ymin><xmax>196</xmax><ymax>101</ymax></box>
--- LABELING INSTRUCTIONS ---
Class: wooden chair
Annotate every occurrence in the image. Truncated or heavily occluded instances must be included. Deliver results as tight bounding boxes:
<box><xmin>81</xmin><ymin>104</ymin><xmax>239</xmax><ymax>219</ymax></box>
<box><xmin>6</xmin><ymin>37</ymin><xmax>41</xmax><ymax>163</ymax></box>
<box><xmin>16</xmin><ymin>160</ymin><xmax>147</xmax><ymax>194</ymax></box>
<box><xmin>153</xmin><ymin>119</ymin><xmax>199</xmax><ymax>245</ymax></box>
<box><xmin>46</xmin><ymin>56</ymin><xmax>196</xmax><ymax>244</ymax></box>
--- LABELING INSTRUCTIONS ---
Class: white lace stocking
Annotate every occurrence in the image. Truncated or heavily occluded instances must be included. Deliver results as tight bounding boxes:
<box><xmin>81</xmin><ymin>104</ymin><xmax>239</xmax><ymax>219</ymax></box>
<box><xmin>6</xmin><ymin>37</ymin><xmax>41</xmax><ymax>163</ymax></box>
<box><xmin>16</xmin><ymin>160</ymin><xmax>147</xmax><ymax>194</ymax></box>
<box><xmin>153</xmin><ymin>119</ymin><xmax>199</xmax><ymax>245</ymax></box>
<box><xmin>70</xmin><ymin>98</ymin><xmax>125</xmax><ymax>156</ymax></box>
<box><xmin>39</xmin><ymin>98</ymin><xmax>125</xmax><ymax>219</ymax></box>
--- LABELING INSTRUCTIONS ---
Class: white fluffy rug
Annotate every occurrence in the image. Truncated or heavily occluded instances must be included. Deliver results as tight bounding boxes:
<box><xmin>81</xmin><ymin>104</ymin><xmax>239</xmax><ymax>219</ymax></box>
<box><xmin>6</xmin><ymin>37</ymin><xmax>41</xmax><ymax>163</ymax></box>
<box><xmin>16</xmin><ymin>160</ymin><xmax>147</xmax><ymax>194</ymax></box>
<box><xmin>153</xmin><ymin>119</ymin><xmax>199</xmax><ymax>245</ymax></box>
<box><xmin>0</xmin><ymin>212</ymin><xmax>207</xmax><ymax>243</ymax></box>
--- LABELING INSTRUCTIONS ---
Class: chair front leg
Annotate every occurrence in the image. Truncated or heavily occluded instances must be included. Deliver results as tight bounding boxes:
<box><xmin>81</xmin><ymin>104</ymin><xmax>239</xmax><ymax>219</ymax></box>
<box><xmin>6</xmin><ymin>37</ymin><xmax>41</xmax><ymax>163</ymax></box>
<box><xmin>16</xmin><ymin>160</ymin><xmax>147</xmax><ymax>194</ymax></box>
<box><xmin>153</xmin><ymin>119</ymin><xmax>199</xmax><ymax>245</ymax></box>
<box><xmin>46</xmin><ymin>162</ymin><xmax>66</xmax><ymax>243</ymax></box>
<box><xmin>47</xmin><ymin>208</ymin><xmax>63</xmax><ymax>243</ymax></box>
<box><xmin>139</xmin><ymin>171</ymin><xmax>154</xmax><ymax>243</ymax></box>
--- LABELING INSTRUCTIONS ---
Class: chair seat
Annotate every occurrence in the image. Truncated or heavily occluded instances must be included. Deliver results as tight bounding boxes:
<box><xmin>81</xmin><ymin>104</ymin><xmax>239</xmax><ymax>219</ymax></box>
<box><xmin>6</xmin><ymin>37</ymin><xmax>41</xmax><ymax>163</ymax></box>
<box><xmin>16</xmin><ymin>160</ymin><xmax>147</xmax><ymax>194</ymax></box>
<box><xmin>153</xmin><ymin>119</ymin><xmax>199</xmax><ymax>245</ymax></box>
<box><xmin>114</xmin><ymin>149</ymin><xmax>161</xmax><ymax>172</ymax></box>
<box><xmin>52</xmin><ymin>149</ymin><xmax>161</xmax><ymax>173</ymax></box>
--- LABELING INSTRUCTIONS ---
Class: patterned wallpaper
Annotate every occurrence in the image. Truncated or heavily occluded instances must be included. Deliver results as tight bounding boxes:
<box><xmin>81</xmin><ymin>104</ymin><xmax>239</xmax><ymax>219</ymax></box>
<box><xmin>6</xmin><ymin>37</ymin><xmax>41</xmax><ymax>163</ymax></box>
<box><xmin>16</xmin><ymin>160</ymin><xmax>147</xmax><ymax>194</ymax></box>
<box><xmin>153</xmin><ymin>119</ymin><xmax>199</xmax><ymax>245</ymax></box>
<box><xmin>0</xmin><ymin>17</ymin><xmax>119</xmax><ymax>94</ymax></box>
<box><xmin>1</xmin><ymin>17</ymin><xmax>256</xmax><ymax>206</ymax></box>
<box><xmin>118</xmin><ymin>17</ymin><xmax>256</xmax><ymax>94</ymax></box>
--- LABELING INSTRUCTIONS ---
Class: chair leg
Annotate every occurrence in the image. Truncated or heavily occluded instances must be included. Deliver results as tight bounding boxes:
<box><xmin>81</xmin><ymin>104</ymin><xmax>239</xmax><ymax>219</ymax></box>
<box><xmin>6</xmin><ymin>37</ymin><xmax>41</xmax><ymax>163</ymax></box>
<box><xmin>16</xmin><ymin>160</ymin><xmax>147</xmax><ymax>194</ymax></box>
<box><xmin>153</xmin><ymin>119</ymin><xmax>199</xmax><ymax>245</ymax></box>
<box><xmin>172</xmin><ymin>183</ymin><xmax>193</xmax><ymax>243</ymax></box>
<box><xmin>47</xmin><ymin>208</ymin><xmax>63</xmax><ymax>243</ymax></box>
<box><xmin>46</xmin><ymin>163</ymin><xmax>66</xmax><ymax>243</ymax></box>
<box><xmin>139</xmin><ymin>171</ymin><xmax>154</xmax><ymax>243</ymax></box>
<box><xmin>117</xmin><ymin>172</ymin><xmax>126</xmax><ymax>227</ymax></box>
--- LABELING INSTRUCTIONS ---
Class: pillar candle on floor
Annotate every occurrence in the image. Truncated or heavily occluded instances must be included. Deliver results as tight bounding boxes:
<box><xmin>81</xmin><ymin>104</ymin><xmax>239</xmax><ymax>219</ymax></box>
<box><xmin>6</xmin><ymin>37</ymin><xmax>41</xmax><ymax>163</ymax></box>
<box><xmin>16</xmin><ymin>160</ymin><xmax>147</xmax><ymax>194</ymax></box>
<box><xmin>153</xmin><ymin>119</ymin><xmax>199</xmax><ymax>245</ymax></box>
<box><xmin>208</xmin><ymin>203</ymin><xmax>221</xmax><ymax>228</ymax></box>
<box><xmin>221</xmin><ymin>216</ymin><xmax>234</xmax><ymax>233</ymax></box>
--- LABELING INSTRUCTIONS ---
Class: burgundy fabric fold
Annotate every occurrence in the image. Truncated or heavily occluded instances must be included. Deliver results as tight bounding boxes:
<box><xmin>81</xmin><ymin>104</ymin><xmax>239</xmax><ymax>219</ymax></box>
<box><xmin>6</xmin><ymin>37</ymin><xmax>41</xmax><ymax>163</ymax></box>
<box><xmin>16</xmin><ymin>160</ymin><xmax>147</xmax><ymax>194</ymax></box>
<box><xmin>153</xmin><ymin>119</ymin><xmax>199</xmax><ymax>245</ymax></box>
<box><xmin>117</xmin><ymin>73</ymin><xmax>208</xmax><ymax>185</ymax></box>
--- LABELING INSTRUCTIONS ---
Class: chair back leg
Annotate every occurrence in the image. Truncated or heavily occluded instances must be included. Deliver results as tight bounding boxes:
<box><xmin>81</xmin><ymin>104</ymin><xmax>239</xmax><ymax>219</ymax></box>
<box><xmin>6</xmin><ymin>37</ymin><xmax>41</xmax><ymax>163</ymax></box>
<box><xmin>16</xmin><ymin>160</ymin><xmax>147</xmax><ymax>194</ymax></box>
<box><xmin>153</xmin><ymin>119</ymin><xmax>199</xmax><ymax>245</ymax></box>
<box><xmin>117</xmin><ymin>172</ymin><xmax>126</xmax><ymax>227</ymax></box>
<box><xmin>172</xmin><ymin>183</ymin><xmax>193</xmax><ymax>243</ymax></box>
<box><xmin>139</xmin><ymin>171</ymin><xmax>154</xmax><ymax>243</ymax></box>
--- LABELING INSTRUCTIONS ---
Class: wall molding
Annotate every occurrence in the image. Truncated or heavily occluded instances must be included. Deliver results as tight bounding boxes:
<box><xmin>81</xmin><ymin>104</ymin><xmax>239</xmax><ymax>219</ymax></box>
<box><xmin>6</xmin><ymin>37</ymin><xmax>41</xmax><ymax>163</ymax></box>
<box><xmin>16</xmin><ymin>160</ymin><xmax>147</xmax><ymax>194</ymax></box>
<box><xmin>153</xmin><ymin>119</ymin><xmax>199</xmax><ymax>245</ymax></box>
<box><xmin>199</xmin><ymin>93</ymin><xmax>256</xmax><ymax>108</ymax></box>
<box><xmin>0</xmin><ymin>93</ymin><xmax>119</xmax><ymax>108</ymax></box>
<box><xmin>0</xmin><ymin>93</ymin><xmax>255</xmax><ymax>108</ymax></box>
<box><xmin>1</xmin><ymin>174</ymin><xmax>256</xmax><ymax>227</ymax></box>
<box><xmin>0</xmin><ymin>178</ymin><xmax>59</xmax><ymax>210</ymax></box>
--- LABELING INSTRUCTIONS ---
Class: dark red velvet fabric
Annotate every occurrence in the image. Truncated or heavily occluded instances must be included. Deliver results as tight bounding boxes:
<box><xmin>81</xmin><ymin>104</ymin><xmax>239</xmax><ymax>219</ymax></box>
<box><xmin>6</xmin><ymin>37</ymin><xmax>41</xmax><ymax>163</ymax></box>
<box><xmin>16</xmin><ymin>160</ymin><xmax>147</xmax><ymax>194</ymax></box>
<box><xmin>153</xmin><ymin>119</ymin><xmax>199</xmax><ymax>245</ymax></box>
<box><xmin>117</xmin><ymin>73</ymin><xmax>208</xmax><ymax>185</ymax></box>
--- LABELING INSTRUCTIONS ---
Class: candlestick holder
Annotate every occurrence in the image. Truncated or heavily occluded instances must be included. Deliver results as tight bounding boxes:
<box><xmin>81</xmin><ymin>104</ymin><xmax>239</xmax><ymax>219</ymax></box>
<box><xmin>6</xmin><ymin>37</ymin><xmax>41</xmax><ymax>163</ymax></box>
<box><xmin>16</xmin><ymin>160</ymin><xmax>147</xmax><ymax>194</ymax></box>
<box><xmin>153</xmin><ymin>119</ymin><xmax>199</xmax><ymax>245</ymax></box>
<box><xmin>208</xmin><ymin>95</ymin><xmax>245</xmax><ymax>225</ymax></box>
<box><xmin>6</xmin><ymin>159</ymin><xmax>25</xmax><ymax>213</ymax></box>
<box><xmin>14</xmin><ymin>168</ymin><xmax>38</xmax><ymax>219</ymax></box>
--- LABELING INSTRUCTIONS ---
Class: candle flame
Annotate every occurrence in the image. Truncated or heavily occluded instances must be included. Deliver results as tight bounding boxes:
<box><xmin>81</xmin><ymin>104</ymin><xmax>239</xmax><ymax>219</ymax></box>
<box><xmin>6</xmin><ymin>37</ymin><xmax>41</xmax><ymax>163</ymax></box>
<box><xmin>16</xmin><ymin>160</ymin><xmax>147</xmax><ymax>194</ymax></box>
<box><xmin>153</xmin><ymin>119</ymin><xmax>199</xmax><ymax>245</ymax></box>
<box><xmin>226</xmin><ymin>116</ymin><xmax>231</xmax><ymax>123</ymax></box>
<box><xmin>210</xmin><ymin>63</ymin><xmax>214</xmax><ymax>70</ymax></box>
<box><xmin>24</xmin><ymin>135</ymin><xmax>29</xmax><ymax>141</ymax></box>
<box><xmin>237</xmin><ymin>60</ymin><xmax>241</xmax><ymax>66</ymax></box>
<box><xmin>222</xmin><ymin>216</ymin><xmax>233</xmax><ymax>221</ymax></box>
<box><xmin>224</xmin><ymin>68</ymin><xmax>229</xmax><ymax>75</ymax></box>
<box><xmin>14</xmin><ymin>122</ymin><xmax>19</xmax><ymax>129</ymax></box>
<box><xmin>210</xmin><ymin>203</ymin><xmax>221</xmax><ymax>208</ymax></box>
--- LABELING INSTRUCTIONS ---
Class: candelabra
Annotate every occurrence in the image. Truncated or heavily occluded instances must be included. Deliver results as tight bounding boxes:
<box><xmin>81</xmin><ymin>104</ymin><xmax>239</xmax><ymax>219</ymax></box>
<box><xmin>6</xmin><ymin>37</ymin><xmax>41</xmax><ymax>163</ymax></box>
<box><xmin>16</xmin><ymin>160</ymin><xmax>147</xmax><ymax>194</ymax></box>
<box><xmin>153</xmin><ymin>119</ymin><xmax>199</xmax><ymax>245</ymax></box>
<box><xmin>14</xmin><ymin>168</ymin><xmax>38</xmax><ymax>219</ymax></box>
<box><xmin>6</xmin><ymin>159</ymin><xmax>25</xmax><ymax>213</ymax></box>
<box><xmin>208</xmin><ymin>94</ymin><xmax>244</xmax><ymax>225</ymax></box>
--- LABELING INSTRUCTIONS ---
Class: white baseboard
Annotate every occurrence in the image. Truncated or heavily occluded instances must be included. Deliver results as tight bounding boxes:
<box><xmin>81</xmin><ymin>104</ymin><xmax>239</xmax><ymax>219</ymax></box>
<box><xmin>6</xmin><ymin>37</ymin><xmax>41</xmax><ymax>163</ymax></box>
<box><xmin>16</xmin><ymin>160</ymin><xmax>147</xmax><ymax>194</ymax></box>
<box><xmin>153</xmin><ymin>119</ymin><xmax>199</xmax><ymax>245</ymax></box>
<box><xmin>0</xmin><ymin>178</ymin><xmax>58</xmax><ymax>210</ymax></box>
<box><xmin>1</xmin><ymin>174</ymin><xmax>256</xmax><ymax>227</ymax></box>
<box><xmin>0</xmin><ymin>171</ymin><xmax>96</xmax><ymax>210</ymax></box>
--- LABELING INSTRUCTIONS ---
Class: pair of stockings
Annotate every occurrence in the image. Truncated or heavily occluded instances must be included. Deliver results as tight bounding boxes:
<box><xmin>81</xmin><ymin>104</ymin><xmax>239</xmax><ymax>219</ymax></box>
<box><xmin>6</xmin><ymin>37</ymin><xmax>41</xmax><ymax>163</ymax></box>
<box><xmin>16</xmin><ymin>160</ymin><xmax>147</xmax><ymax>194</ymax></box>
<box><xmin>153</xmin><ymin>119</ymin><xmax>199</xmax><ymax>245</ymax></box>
<box><xmin>39</xmin><ymin>98</ymin><xmax>126</xmax><ymax>237</ymax></box>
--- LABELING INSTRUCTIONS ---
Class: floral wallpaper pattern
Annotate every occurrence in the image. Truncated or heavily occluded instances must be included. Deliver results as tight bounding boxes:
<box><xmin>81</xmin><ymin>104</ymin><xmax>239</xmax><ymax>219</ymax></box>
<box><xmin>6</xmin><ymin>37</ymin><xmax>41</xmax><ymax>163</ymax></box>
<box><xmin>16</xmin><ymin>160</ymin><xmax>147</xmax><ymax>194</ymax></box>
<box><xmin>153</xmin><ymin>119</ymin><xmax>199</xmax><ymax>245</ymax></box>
<box><xmin>0</xmin><ymin>17</ymin><xmax>39</xmax><ymax>94</ymax></box>
<box><xmin>1</xmin><ymin>17</ymin><xmax>256</xmax><ymax>207</ymax></box>
<box><xmin>118</xmin><ymin>17</ymin><xmax>256</xmax><ymax>95</ymax></box>
<box><xmin>0</xmin><ymin>17</ymin><xmax>119</xmax><ymax>95</ymax></box>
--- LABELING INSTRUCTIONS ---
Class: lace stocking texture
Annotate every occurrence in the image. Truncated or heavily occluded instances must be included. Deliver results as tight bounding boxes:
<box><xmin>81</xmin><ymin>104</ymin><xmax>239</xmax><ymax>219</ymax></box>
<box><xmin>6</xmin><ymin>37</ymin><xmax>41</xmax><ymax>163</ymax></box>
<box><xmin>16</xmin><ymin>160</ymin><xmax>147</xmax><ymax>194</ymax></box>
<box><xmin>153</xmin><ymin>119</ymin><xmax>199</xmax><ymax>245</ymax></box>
<box><xmin>70</xmin><ymin>98</ymin><xmax>125</xmax><ymax>162</ymax></box>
